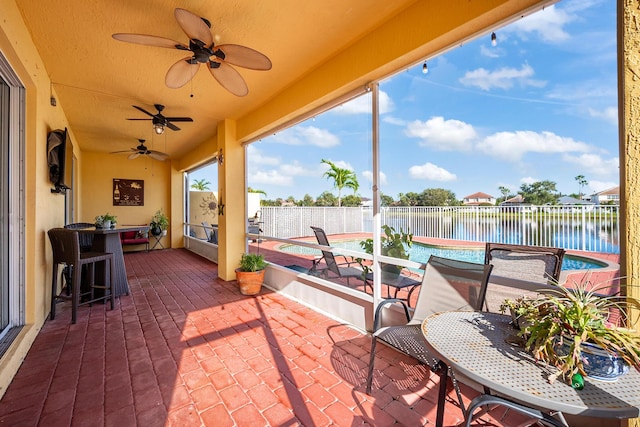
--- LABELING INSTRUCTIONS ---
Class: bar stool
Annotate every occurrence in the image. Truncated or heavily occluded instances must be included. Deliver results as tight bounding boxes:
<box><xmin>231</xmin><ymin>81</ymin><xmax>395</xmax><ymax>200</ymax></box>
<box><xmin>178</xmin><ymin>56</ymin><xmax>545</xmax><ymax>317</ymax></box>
<box><xmin>62</xmin><ymin>222</ymin><xmax>96</xmax><ymax>293</ymax></box>
<box><xmin>48</xmin><ymin>227</ymin><xmax>115</xmax><ymax>323</ymax></box>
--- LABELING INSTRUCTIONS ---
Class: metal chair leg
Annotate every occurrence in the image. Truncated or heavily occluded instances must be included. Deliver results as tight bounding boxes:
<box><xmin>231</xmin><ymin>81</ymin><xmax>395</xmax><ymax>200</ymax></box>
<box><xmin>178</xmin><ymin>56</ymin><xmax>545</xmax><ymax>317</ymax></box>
<box><xmin>365</xmin><ymin>337</ymin><xmax>378</xmax><ymax>394</ymax></box>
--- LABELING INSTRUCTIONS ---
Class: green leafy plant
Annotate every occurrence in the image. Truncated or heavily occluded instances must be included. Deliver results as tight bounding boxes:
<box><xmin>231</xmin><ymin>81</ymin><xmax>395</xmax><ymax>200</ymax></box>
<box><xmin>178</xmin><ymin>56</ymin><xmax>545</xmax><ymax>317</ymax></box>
<box><xmin>151</xmin><ymin>209</ymin><xmax>169</xmax><ymax>231</ymax></box>
<box><xmin>500</xmin><ymin>296</ymin><xmax>539</xmax><ymax>331</ymax></box>
<box><xmin>359</xmin><ymin>225</ymin><xmax>413</xmax><ymax>277</ymax></box>
<box><xmin>238</xmin><ymin>253</ymin><xmax>267</xmax><ymax>272</ymax></box>
<box><xmin>502</xmin><ymin>276</ymin><xmax>640</xmax><ymax>384</ymax></box>
<box><xmin>103</xmin><ymin>213</ymin><xmax>117</xmax><ymax>223</ymax></box>
<box><xmin>95</xmin><ymin>212</ymin><xmax>117</xmax><ymax>227</ymax></box>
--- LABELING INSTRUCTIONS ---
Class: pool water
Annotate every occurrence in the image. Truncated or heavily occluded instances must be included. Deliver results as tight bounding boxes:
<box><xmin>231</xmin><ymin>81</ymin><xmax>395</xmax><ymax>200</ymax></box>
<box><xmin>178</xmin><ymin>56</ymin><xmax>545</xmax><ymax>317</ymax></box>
<box><xmin>278</xmin><ymin>240</ymin><xmax>606</xmax><ymax>271</ymax></box>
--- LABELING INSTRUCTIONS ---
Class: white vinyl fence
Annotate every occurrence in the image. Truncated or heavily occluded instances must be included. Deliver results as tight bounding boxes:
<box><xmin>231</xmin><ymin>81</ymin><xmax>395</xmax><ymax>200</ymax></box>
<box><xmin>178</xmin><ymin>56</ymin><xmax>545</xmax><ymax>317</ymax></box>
<box><xmin>257</xmin><ymin>205</ymin><xmax>619</xmax><ymax>254</ymax></box>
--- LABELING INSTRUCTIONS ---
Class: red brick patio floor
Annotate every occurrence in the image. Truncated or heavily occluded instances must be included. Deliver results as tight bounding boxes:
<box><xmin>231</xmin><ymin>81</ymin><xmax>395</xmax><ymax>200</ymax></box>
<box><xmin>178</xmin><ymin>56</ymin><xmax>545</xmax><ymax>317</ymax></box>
<box><xmin>0</xmin><ymin>247</ymin><xmax>603</xmax><ymax>426</ymax></box>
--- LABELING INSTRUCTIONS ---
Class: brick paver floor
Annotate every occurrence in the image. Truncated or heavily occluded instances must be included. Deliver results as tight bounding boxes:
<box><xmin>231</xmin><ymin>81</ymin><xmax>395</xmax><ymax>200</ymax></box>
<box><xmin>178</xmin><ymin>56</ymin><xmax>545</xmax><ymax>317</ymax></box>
<box><xmin>0</xmin><ymin>247</ymin><xmax>607</xmax><ymax>426</ymax></box>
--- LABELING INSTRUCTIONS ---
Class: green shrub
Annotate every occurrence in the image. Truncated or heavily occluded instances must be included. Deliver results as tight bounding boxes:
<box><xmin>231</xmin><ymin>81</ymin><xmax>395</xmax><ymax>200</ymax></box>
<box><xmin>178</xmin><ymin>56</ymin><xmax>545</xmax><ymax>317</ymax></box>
<box><xmin>238</xmin><ymin>253</ymin><xmax>267</xmax><ymax>272</ymax></box>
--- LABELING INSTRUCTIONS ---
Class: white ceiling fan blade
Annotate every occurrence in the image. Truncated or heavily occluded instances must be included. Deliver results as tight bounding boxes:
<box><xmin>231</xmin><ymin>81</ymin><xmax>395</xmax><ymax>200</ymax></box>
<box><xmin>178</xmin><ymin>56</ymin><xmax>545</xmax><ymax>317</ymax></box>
<box><xmin>166</xmin><ymin>57</ymin><xmax>200</xmax><ymax>88</ymax></box>
<box><xmin>217</xmin><ymin>44</ymin><xmax>272</xmax><ymax>70</ymax></box>
<box><xmin>148</xmin><ymin>151</ymin><xmax>168</xmax><ymax>161</ymax></box>
<box><xmin>112</xmin><ymin>33</ymin><xmax>187</xmax><ymax>50</ymax></box>
<box><xmin>174</xmin><ymin>8</ymin><xmax>212</xmax><ymax>46</ymax></box>
<box><xmin>210</xmin><ymin>62</ymin><xmax>248</xmax><ymax>97</ymax></box>
<box><xmin>128</xmin><ymin>153</ymin><xmax>141</xmax><ymax>160</ymax></box>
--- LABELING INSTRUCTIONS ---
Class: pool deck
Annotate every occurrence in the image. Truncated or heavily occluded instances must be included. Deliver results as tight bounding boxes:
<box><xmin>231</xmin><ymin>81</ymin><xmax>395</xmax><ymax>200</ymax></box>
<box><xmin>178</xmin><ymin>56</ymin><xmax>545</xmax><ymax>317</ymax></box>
<box><xmin>250</xmin><ymin>233</ymin><xmax>621</xmax><ymax>305</ymax></box>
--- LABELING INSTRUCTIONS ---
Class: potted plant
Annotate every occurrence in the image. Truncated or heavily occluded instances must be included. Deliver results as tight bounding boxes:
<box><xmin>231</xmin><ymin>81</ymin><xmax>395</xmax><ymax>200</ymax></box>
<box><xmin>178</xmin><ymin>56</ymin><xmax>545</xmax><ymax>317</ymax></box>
<box><xmin>360</xmin><ymin>225</ymin><xmax>413</xmax><ymax>281</ymax></box>
<box><xmin>95</xmin><ymin>213</ymin><xmax>117</xmax><ymax>229</ymax></box>
<box><xmin>150</xmin><ymin>209</ymin><xmax>169</xmax><ymax>236</ymax></box>
<box><xmin>501</xmin><ymin>277</ymin><xmax>640</xmax><ymax>386</ymax></box>
<box><xmin>235</xmin><ymin>253</ymin><xmax>267</xmax><ymax>295</ymax></box>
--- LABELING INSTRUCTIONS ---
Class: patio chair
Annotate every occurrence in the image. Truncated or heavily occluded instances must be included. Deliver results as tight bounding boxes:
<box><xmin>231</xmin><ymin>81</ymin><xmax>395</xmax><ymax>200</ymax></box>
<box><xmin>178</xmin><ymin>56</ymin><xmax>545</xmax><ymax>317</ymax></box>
<box><xmin>365</xmin><ymin>255</ymin><xmax>493</xmax><ymax>410</ymax></box>
<box><xmin>62</xmin><ymin>222</ymin><xmax>96</xmax><ymax>292</ymax></box>
<box><xmin>202</xmin><ymin>221</ymin><xmax>218</xmax><ymax>244</ymax></box>
<box><xmin>308</xmin><ymin>226</ymin><xmax>366</xmax><ymax>286</ymax></box>
<box><xmin>483</xmin><ymin>242</ymin><xmax>565</xmax><ymax>313</ymax></box>
<box><xmin>65</xmin><ymin>222</ymin><xmax>96</xmax><ymax>252</ymax></box>
<box><xmin>467</xmin><ymin>243</ymin><xmax>568</xmax><ymax>427</ymax></box>
<box><xmin>48</xmin><ymin>228</ymin><xmax>115</xmax><ymax>324</ymax></box>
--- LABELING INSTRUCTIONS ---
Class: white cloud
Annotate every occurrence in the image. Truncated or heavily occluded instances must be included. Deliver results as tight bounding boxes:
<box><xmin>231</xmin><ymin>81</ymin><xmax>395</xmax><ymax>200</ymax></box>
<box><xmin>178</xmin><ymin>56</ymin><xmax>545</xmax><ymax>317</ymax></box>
<box><xmin>280</xmin><ymin>160</ymin><xmax>323</xmax><ymax>177</ymax></box>
<box><xmin>459</xmin><ymin>64</ymin><xmax>546</xmax><ymax>91</ymax></box>
<box><xmin>249</xmin><ymin>169</ymin><xmax>295</xmax><ymax>187</ymax></box>
<box><xmin>480</xmin><ymin>44</ymin><xmax>501</xmax><ymax>58</ymax></box>
<box><xmin>247</xmin><ymin>145</ymin><xmax>280</xmax><ymax>167</ymax></box>
<box><xmin>477</xmin><ymin>130</ymin><xmax>592</xmax><ymax>162</ymax></box>
<box><xmin>587</xmin><ymin>180</ymin><xmax>618</xmax><ymax>194</ymax></box>
<box><xmin>409</xmin><ymin>162</ymin><xmax>457</xmax><ymax>181</ymax></box>
<box><xmin>382</xmin><ymin>116</ymin><xmax>407</xmax><ymax>126</ymax></box>
<box><xmin>562</xmin><ymin>153</ymin><xmax>619</xmax><ymax>176</ymax></box>
<box><xmin>546</xmin><ymin>80</ymin><xmax>617</xmax><ymax>103</ymax></box>
<box><xmin>508</xmin><ymin>4</ymin><xmax>574</xmax><ymax>43</ymax></box>
<box><xmin>271</xmin><ymin>126</ymin><xmax>340</xmax><ymax>147</ymax></box>
<box><xmin>520</xmin><ymin>176</ymin><xmax>539</xmax><ymax>185</ymax></box>
<box><xmin>335</xmin><ymin>90</ymin><xmax>394</xmax><ymax>115</ymax></box>
<box><xmin>588</xmin><ymin>107</ymin><xmax>618</xmax><ymax>125</ymax></box>
<box><xmin>362</xmin><ymin>170</ymin><xmax>388</xmax><ymax>185</ymax></box>
<box><xmin>405</xmin><ymin>116</ymin><xmax>477</xmax><ymax>151</ymax></box>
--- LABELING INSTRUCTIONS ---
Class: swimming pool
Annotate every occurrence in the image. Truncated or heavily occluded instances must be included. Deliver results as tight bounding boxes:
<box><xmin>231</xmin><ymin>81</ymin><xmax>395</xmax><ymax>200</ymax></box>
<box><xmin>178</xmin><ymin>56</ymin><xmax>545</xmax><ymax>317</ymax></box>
<box><xmin>277</xmin><ymin>240</ymin><xmax>607</xmax><ymax>271</ymax></box>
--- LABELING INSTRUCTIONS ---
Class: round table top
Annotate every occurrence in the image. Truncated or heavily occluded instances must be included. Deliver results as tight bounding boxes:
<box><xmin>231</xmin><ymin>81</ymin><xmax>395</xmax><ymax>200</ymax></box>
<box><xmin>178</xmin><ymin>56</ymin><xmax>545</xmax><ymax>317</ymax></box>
<box><xmin>421</xmin><ymin>311</ymin><xmax>640</xmax><ymax>419</ymax></box>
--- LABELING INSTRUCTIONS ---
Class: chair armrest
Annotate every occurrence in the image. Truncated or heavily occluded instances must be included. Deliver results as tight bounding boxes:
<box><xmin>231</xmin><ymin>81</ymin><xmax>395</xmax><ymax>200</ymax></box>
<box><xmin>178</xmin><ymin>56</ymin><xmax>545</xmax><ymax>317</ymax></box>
<box><xmin>372</xmin><ymin>298</ymin><xmax>411</xmax><ymax>332</ymax></box>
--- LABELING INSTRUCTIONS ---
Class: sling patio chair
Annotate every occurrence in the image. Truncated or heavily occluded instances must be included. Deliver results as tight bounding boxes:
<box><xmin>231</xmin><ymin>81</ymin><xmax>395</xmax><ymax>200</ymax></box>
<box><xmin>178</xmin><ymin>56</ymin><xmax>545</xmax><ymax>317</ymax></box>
<box><xmin>365</xmin><ymin>255</ymin><xmax>493</xmax><ymax>414</ymax></box>
<box><xmin>483</xmin><ymin>242</ymin><xmax>565</xmax><ymax>313</ymax></box>
<box><xmin>201</xmin><ymin>221</ymin><xmax>218</xmax><ymax>244</ymax></box>
<box><xmin>308</xmin><ymin>226</ymin><xmax>367</xmax><ymax>287</ymax></box>
<box><xmin>466</xmin><ymin>243</ymin><xmax>568</xmax><ymax>426</ymax></box>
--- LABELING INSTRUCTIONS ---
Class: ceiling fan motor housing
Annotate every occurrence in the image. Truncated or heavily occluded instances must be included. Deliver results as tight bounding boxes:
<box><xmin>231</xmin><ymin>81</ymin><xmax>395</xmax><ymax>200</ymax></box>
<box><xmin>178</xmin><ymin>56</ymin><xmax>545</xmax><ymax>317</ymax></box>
<box><xmin>152</xmin><ymin>116</ymin><xmax>167</xmax><ymax>126</ymax></box>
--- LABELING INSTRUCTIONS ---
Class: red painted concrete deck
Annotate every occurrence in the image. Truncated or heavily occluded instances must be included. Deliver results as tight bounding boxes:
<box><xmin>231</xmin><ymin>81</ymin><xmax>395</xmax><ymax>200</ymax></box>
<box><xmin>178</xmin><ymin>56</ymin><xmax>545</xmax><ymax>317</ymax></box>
<box><xmin>0</xmin><ymin>248</ymin><xmax>545</xmax><ymax>426</ymax></box>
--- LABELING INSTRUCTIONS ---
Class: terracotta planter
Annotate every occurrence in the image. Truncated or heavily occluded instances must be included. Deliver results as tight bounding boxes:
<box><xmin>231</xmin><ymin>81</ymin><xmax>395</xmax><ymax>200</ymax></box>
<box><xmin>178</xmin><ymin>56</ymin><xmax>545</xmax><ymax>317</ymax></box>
<box><xmin>235</xmin><ymin>268</ymin><xmax>265</xmax><ymax>295</ymax></box>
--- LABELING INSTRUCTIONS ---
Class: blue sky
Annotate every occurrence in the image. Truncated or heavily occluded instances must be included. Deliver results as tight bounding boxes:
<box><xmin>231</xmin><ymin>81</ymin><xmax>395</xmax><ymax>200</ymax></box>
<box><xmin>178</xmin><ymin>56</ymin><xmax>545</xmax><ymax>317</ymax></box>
<box><xmin>195</xmin><ymin>0</ymin><xmax>618</xmax><ymax>202</ymax></box>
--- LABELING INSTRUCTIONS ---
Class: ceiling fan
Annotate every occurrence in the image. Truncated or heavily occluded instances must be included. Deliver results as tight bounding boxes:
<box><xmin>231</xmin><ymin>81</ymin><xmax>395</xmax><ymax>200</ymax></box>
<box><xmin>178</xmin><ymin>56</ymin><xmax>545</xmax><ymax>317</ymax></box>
<box><xmin>112</xmin><ymin>8</ymin><xmax>272</xmax><ymax>96</ymax></box>
<box><xmin>110</xmin><ymin>139</ymin><xmax>169</xmax><ymax>161</ymax></box>
<box><xmin>127</xmin><ymin>104</ymin><xmax>193</xmax><ymax>135</ymax></box>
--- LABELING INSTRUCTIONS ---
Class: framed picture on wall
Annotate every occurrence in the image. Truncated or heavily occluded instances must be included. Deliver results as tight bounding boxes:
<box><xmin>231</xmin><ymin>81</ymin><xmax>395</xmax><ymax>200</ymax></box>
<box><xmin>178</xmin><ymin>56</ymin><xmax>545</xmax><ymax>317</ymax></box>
<box><xmin>113</xmin><ymin>178</ymin><xmax>144</xmax><ymax>206</ymax></box>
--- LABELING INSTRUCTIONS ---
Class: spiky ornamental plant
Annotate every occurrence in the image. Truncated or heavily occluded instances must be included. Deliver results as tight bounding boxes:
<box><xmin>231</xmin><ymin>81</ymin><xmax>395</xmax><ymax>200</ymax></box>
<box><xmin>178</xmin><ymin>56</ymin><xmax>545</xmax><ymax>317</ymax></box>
<box><xmin>502</xmin><ymin>275</ymin><xmax>640</xmax><ymax>384</ymax></box>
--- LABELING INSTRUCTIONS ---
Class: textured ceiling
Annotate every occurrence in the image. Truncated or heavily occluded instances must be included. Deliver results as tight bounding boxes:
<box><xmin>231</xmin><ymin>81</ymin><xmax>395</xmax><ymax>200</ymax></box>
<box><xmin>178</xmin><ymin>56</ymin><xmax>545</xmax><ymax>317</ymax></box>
<box><xmin>15</xmin><ymin>0</ymin><xmax>418</xmax><ymax>160</ymax></box>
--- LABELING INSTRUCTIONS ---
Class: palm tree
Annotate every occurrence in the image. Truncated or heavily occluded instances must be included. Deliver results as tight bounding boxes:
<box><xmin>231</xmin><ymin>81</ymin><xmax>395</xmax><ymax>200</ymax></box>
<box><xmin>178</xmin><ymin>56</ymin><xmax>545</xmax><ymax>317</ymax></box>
<box><xmin>498</xmin><ymin>186</ymin><xmax>511</xmax><ymax>204</ymax></box>
<box><xmin>191</xmin><ymin>179</ymin><xmax>211</xmax><ymax>191</ymax></box>
<box><xmin>321</xmin><ymin>159</ymin><xmax>359</xmax><ymax>207</ymax></box>
<box><xmin>248</xmin><ymin>187</ymin><xmax>267</xmax><ymax>197</ymax></box>
<box><xmin>575</xmin><ymin>175</ymin><xmax>588</xmax><ymax>199</ymax></box>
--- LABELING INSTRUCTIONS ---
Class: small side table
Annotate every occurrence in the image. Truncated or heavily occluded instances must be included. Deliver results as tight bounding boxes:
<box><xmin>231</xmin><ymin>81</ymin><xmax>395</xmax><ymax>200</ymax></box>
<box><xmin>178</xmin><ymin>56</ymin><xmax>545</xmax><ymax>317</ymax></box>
<box><xmin>364</xmin><ymin>273</ymin><xmax>421</xmax><ymax>307</ymax></box>
<box><xmin>151</xmin><ymin>234</ymin><xmax>165</xmax><ymax>250</ymax></box>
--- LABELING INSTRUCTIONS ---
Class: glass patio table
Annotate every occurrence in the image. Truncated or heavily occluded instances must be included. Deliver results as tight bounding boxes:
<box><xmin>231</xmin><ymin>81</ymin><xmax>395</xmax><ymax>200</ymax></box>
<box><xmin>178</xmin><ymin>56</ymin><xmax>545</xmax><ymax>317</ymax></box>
<box><xmin>421</xmin><ymin>311</ymin><xmax>640</xmax><ymax>427</ymax></box>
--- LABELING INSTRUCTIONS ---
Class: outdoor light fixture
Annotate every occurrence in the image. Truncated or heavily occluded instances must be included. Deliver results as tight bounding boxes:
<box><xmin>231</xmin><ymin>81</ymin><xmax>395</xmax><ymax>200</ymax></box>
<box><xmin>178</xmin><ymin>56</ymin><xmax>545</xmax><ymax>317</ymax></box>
<box><xmin>491</xmin><ymin>32</ymin><xmax>497</xmax><ymax>47</ymax></box>
<box><xmin>153</xmin><ymin>123</ymin><xmax>165</xmax><ymax>135</ymax></box>
<box><xmin>422</xmin><ymin>61</ymin><xmax>428</xmax><ymax>74</ymax></box>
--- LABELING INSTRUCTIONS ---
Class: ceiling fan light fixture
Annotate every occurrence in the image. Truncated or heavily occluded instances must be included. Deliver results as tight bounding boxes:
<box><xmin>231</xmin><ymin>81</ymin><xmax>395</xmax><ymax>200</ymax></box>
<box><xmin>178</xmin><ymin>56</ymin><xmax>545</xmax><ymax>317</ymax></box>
<box><xmin>154</xmin><ymin>123</ymin><xmax>165</xmax><ymax>135</ymax></box>
<box><xmin>112</xmin><ymin>8</ymin><xmax>271</xmax><ymax>96</ymax></box>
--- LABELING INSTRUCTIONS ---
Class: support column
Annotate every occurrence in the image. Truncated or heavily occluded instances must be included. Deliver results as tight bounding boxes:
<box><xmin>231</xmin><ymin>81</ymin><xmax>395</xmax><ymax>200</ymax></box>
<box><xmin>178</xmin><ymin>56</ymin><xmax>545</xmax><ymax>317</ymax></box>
<box><xmin>217</xmin><ymin>119</ymin><xmax>246</xmax><ymax>281</ymax></box>
<box><xmin>620</xmin><ymin>1</ymin><xmax>639</xmax><ymax>424</ymax></box>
